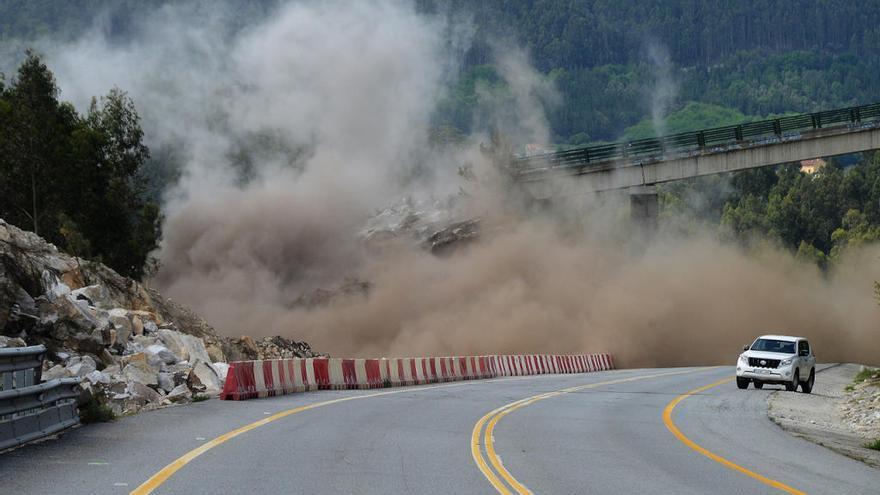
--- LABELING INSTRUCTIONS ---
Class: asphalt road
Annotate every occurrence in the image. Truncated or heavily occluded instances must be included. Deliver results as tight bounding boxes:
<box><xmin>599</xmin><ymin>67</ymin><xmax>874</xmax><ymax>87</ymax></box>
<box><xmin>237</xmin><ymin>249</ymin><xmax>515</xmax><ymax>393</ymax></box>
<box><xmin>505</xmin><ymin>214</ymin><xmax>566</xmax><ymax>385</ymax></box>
<box><xmin>0</xmin><ymin>366</ymin><xmax>876</xmax><ymax>494</ymax></box>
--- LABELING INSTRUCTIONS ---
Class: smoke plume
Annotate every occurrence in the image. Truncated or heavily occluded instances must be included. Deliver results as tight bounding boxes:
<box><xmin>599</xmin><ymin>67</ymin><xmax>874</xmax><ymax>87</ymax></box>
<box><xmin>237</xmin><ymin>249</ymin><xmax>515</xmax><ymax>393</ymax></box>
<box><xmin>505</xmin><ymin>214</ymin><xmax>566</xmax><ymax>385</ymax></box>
<box><xmin>9</xmin><ymin>1</ymin><xmax>880</xmax><ymax>367</ymax></box>
<box><xmin>645</xmin><ymin>42</ymin><xmax>677</xmax><ymax>139</ymax></box>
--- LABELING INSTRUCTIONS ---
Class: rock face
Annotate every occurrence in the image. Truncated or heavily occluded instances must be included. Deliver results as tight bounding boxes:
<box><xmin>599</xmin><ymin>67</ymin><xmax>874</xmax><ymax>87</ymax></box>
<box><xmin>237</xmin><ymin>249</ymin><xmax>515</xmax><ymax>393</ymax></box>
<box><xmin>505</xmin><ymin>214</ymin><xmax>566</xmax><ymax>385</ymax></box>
<box><xmin>359</xmin><ymin>195</ymin><xmax>480</xmax><ymax>255</ymax></box>
<box><xmin>424</xmin><ymin>218</ymin><xmax>480</xmax><ymax>255</ymax></box>
<box><xmin>0</xmin><ymin>218</ymin><xmax>319</xmax><ymax>416</ymax></box>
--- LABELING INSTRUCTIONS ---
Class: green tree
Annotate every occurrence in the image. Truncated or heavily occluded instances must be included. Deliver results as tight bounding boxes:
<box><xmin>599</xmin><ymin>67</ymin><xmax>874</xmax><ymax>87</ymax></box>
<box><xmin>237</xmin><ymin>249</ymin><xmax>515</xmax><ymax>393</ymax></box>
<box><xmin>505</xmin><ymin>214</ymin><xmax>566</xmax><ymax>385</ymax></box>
<box><xmin>0</xmin><ymin>52</ymin><xmax>161</xmax><ymax>279</ymax></box>
<box><xmin>0</xmin><ymin>50</ymin><xmax>78</xmax><ymax>237</ymax></box>
<box><xmin>829</xmin><ymin>209</ymin><xmax>880</xmax><ymax>261</ymax></box>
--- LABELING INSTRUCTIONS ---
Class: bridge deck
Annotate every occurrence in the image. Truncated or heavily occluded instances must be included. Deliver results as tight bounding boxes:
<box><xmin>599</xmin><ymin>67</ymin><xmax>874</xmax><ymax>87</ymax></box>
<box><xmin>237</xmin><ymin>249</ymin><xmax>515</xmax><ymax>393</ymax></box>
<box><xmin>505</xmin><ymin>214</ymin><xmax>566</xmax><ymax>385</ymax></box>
<box><xmin>514</xmin><ymin>102</ymin><xmax>880</xmax><ymax>198</ymax></box>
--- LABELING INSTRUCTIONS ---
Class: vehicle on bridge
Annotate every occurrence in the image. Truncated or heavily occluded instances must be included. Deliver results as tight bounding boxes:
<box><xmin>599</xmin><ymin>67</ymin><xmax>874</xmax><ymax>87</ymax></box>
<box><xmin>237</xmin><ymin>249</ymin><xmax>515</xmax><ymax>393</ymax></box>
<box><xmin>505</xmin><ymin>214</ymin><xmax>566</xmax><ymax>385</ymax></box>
<box><xmin>736</xmin><ymin>335</ymin><xmax>815</xmax><ymax>393</ymax></box>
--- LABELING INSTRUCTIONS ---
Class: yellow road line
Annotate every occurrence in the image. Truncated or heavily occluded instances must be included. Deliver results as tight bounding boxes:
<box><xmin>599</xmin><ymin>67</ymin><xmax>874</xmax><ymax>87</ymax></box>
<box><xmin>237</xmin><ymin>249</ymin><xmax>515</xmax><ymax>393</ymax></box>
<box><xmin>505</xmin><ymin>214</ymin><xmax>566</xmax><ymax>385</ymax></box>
<box><xmin>471</xmin><ymin>368</ymin><xmax>705</xmax><ymax>494</ymax></box>
<box><xmin>663</xmin><ymin>377</ymin><xmax>807</xmax><ymax>495</ymax></box>
<box><xmin>471</xmin><ymin>401</ymin><xmax>519</xmax><ymax>495</ymax></box>
<box><xmin>134</xmin><ymin>376</ymin><xmax>534</xmax><ymax>495</ymax></box>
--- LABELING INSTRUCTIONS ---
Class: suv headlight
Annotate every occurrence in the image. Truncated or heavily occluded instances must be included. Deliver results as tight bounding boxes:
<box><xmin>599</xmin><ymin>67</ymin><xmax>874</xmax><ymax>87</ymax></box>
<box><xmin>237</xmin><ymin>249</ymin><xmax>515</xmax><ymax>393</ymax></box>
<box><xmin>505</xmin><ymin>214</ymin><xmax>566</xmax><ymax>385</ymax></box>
<box><xmin>738</xmin><ymin>354</ymin><xmax>748</xmax><ymax>364</ymax></box>
<box><xmin>780</xmin><ymin>357</ymin><xmax>793</xmax><ymax>366</ymax></box>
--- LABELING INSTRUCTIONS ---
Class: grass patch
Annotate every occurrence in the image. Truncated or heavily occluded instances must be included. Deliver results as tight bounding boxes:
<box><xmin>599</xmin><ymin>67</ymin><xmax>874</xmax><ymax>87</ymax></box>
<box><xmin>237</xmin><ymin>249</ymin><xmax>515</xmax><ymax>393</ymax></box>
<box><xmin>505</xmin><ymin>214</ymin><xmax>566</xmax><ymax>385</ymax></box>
<box><xmin>844</xmin><ymin>384</ymin><xmax>855</xmax><ymax>392</ymax></box>
<box><xmin>853</xmin><ymin>367</ymin><xmax>880</xmax><ymax>384</ymax></box>
<box><xmin>863</xmin><ymin>439</ymin><xmax>880</xmax><ymax>451</ymax></box>
<box><xmin>79</xmin><ymin>400</ymin><xmax>115</xmax><ymax>423</ymax></box>
<box><xmin>192</xmin><ymin>394</ymin><xmax>209</xmax><ymax>402</ymax></box>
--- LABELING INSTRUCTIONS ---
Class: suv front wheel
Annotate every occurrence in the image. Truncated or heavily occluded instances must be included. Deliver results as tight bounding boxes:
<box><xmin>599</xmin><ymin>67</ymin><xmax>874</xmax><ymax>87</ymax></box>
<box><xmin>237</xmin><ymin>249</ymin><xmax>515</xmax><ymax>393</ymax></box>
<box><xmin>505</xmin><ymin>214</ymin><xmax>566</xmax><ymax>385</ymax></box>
<box><xmin>736</xmin><ymin>377</ymin><xmax>748</xmax><ymax>389</ymax></box>
<box><xmin>785</xmin><ymin>369</ymin><xmax>799</xmax><ymax>392</ymax></box>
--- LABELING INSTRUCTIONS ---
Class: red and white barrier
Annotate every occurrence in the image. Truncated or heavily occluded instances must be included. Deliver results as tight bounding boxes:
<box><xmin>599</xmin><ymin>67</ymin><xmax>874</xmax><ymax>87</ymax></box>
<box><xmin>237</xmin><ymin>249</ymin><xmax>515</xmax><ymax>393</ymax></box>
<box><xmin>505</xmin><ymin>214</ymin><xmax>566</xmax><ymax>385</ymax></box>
<box><xmin>221</xmin><ymin>352</ymin><xmax>615</xmax><ymax>400</ymax></box>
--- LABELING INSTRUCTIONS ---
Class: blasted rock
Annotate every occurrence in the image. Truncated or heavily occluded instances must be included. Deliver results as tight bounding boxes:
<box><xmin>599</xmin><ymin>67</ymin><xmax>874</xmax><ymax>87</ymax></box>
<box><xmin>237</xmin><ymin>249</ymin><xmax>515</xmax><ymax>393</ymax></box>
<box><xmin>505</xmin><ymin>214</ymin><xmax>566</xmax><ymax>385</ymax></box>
<box><xmin>159</xmin><ymin>329</ymin><xmax>210</xmax><ymax>364</ymax></box>
<box><xmin>167</xmin><ymin>384</ymin><xmax>192</xmax><ymax>403</ymax></box>
<box><xmin>0</xmin><ymin>336</ymin><xmax>26</xmax><ymax>348</ymax></box>
<box><xmin>43</xmin><ymin>364</ymin><xmax>72</xmax><ymax>380</ymax></box>
<box><xmin>123</xmin><ymin>361</ymin><xmax>158</xmax><ymax>388</ymax></box>
<box><xmin>66</xmin><ymin>355</ymin><xmax>97</xmax><ymax>377</ymax></box>
<box><xmin>144</xmin><ymin>344</ymin><xmax>178</xmax><ymax>367</ymax></box>
<box><xmin>187</xmin><ymin>361</ymin><xmax>221</xmax><ymax>394</ymax></box>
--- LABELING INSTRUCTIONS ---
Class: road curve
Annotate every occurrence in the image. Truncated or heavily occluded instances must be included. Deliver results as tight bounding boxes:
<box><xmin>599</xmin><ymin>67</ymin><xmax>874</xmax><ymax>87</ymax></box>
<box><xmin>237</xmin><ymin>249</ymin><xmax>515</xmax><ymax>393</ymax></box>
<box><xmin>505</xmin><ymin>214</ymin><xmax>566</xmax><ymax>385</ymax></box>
<box><xmin>0</xmin><ymin>366</ymin><xmax>875</xmax><ymax>494</ymax></box>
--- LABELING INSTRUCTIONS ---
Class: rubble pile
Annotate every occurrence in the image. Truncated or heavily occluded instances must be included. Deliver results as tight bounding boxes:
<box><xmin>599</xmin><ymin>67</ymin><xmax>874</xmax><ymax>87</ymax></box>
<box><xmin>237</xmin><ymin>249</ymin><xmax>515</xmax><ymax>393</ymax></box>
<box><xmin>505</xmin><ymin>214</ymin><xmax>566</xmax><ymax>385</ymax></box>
<box><xmin>226</xmin><ymin>335</ymin><xmax>319</xmax><ymax>361</ymax></box>
<box><xmin>0</xmin><ymin>218</ymin><xmax>316</xmax><ymax>416</ymax></box>
<box><xmin>841</xmin><ymin>368</ymin><xmax>880</xmax><ymax>439</ymax></box>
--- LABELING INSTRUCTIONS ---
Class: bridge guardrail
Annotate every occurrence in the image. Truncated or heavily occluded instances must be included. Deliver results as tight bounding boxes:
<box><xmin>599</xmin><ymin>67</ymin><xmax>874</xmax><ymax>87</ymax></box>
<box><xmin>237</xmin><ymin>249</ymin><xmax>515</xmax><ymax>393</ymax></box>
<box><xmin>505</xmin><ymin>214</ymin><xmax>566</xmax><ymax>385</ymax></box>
<box><xmin>0</xmin><ymin>345</ymin><xmax>81</xmax><ymax>451</ymax></box>
<box><xmin>515</xmin><ymin>101</ymin><xmax>880</xmax><ymax>175</ymax></box>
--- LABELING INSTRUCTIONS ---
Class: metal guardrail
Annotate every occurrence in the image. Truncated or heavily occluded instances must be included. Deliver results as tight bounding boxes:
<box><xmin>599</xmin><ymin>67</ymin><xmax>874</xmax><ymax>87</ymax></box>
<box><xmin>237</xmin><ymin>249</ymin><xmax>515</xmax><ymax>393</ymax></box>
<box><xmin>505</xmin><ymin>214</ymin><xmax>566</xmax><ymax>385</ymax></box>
<box><xmin>514</xmin><ymin>102</ymin><xmax>880</xmax><ymax>176</ymax></box>
<box><xmin>0</xmin><ymin>345</ymin><xmax>81</xmax><ymax>451</ymax></box>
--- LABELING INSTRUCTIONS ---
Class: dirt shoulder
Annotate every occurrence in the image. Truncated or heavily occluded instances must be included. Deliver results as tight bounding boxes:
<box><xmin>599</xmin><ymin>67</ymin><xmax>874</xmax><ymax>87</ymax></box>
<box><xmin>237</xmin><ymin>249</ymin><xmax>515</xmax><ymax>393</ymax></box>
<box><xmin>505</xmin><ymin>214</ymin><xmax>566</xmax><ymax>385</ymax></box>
<box><xmin>767</xmin><ymin>363</ymin><xmax>880</xmax><ymax>468</ymax></box>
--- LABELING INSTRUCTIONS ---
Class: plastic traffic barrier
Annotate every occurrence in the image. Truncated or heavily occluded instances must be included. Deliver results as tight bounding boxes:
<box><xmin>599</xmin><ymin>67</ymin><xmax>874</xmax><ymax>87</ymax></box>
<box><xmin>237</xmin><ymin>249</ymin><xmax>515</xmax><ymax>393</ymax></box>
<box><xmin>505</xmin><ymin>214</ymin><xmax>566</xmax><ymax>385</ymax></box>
<box><xmin>221</xmin><ymin>353</ymin><xmax>616</xmax><ymax>400</ymax></box>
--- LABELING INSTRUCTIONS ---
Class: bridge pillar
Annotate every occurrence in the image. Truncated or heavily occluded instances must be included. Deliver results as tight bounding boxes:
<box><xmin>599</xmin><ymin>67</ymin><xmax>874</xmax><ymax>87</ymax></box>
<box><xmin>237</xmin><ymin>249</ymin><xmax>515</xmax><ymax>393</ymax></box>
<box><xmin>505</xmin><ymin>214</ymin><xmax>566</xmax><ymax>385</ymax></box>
<box><xmin>629</xmin><ymin>185</ymin><xmax>658</xmax><ymax>233</ymax></box>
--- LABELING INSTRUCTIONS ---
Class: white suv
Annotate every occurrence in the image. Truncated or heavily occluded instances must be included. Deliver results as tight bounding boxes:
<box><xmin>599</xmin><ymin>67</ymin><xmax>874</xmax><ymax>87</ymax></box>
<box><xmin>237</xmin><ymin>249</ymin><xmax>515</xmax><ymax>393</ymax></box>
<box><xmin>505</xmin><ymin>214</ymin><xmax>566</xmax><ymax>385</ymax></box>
<box><xmin>735</xmin><ymin>335</ymin><xmax>816</xmax><ymax>393</ymax></box>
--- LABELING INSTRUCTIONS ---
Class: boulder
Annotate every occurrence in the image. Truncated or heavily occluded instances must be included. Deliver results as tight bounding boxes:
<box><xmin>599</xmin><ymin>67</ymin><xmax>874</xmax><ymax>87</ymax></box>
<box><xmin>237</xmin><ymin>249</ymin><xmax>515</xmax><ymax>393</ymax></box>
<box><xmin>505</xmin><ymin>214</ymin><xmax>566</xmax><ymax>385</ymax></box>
<box><xmin>84</xmin><ymin>370</ymin><xmax>112</xmax><ymax>385</ymax></box>
<box><xmin>109</xmin><ymin>311</ymin><xmax>133</xmax><ymax>345</ymax></box>
<box><xmin>212</xmin><ymin>362</ymin><xmax>230</xmax><ymax>384</ymax></box>
<box><xmin>143</xmin><ymin>320</ymin><xmax>158</xmax><ymax>334</ymax></box>
<box><xmin>128</xmin><ymin>381</ymin><xmax>162</xmax><ymax>403</ymax></box>
<box><xmin>102</xmin><ymin>364</ymin><xmax>121</xmax><ymax>375</ymax></box>
<box><xmin>131</xmin><ymin>316</ymin><xmax>144</xmax><ymax>337</ymax></box>
<box><xmin>66</xmin><ymin>355</ymin><xmax>97</xmax><ymax>377</ymax></box>
<box><xmin>68</xmin><ymin>332</ymin><xmax>105</xmax><ymax>355</ymax></box>
<box><xmin>119</xmin><ymin>352</ymin><xmax>147</xmax><ymax>367</ymax></box>
<box><xmin>425</xmin><ymin>218</ymin><xmax>480</xmax><ymax>255</ymax></box>
<box><xmin>41</xmin><ymin>270</ymin><xmax>71</xmax><ymax>303</ymax></box>
<box><xmin>144</xmin><ymin>344</ymin><xmax>178</xmax><ymax>367</ymax></box>
<box><xmin>68</xmin><ymin>285</ymin><xmax>111</xmax><ymax>309</ymax></box>
<box><xmin>43</xmin><ymin>364</ymin><xmax>72</xmax><ymax>380</ymax></box>
<box><xmin>166</xmin><ymin>384</ymin><xmax>192</xmax><ymax>403</ymax></box>
<box><xmin>187</xmin><ymin>361</ymin><xmax>221</xmax><ymax>394</ymax></box>
<box><xmin>157</xmin><ymin>372</ymin><xmax>175</xmax><ymax>393</ymax></box>
<box><xmin>206</xmin><ymin>343</ymin><xmax>225</xmax><ymax>363</ymax></box>
<box><xmin>158</xmin><ymin>329</ymin><xmax>210</xmax><ymax>364</ymax></box>
<box><xmin>132</xmin><ymin>335</ymin><xmax>159</xmax><ymax>348</ymax></box>
<box><xmin>123</xmin><ymin>361</ymin><xmax>158</xmax><ymax>388</ymax></box>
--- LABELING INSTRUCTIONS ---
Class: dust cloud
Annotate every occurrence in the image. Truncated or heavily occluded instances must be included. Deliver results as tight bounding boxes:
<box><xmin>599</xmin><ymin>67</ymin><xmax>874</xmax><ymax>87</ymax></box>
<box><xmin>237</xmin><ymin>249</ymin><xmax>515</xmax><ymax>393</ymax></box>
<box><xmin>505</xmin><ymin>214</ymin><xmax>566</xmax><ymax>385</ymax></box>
<box><xmin>237</xmin><ymin>215</ymin><xmax>880</xmax><ymax>368</ymax></box>
<box><xmin>16</xmin><ymin>1</ymin><xmax>880</xmax><ymax>367</ymax></box>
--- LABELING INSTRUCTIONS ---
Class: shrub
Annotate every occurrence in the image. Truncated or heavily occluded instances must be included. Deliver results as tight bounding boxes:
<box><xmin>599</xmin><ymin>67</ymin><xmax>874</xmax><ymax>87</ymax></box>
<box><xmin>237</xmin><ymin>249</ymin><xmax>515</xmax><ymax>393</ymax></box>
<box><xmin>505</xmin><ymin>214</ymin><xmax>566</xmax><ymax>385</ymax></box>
<box><xmin>79</xmin><ymin>400</ymin><xmax>115</xmax><ymax>423</ymax></box>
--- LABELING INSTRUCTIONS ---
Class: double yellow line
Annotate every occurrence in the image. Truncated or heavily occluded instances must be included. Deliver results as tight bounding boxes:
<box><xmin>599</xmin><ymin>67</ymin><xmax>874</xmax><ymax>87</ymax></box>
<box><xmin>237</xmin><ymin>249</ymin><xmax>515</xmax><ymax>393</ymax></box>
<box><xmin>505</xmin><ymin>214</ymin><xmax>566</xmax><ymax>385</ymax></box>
<box><xmin>472</xmin><ymin>369</ymin><xmax>806</xmax><ymax>495</ymax></box>
<box><xmin>470</xmin><ymin>369</ymin><xmax>700</xmax><ymax>494</ymax></box>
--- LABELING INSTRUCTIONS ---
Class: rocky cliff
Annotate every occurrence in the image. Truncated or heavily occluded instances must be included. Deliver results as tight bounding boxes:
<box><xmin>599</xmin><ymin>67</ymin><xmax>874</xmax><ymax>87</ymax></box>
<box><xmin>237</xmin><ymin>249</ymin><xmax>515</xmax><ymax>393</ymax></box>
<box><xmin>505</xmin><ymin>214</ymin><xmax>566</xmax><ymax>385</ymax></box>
<box><xmin>0</xmin><ymin>218</ymin><xmax>317</xmax><ymax>416</ymax></box>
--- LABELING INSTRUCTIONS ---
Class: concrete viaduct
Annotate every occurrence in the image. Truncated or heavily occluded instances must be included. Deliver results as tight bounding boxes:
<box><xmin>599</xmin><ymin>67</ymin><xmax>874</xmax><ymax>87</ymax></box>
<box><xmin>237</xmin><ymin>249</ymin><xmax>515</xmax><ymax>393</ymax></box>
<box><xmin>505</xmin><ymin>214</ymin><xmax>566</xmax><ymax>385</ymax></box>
<box><xmin>511</xmin><ymin>102</ymin><xmax>880</xmax><ymax>226</ymax></box>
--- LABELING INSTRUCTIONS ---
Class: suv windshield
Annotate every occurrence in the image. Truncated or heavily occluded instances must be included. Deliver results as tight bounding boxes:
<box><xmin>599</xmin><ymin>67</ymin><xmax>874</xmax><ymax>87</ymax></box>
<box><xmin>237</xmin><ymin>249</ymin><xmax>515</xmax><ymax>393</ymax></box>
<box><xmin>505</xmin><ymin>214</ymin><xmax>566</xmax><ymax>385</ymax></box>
<box><xmin>750</xmin><ymin>339</ymin><xmax>795</xmax><ymax>354</ymax></box>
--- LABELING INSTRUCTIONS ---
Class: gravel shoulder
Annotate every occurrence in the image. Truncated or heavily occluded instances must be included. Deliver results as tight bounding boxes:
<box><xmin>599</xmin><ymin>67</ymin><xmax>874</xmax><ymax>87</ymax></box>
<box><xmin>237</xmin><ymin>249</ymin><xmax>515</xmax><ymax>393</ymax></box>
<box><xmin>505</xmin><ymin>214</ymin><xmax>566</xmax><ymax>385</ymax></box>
<box><xmin>768</xmin><ymin>363</ymin><xmax>880</xmax><ymax>468</ymax></box>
